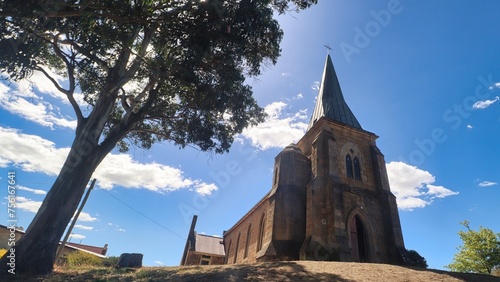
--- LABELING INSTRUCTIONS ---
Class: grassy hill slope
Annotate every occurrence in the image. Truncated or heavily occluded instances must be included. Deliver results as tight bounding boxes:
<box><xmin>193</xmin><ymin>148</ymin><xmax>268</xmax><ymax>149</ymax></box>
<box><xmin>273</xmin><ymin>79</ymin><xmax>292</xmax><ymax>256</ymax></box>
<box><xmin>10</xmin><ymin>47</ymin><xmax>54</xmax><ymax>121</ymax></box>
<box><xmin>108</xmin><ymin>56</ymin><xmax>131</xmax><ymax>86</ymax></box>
<box><xmin>11</xmin><ymin>261</ymin><xmax>500</xmax><ymax>281</ymax></box>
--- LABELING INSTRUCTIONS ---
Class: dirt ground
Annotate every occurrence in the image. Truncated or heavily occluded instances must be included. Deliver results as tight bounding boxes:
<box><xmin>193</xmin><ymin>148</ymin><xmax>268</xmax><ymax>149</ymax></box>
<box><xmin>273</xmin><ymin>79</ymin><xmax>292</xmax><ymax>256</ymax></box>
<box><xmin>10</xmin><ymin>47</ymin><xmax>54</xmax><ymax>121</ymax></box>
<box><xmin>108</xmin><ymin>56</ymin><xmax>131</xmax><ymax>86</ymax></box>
<box><xmin>9</xmin><ymin>261</ymin><xmax>500</xmax><ymax>281</ymax></box>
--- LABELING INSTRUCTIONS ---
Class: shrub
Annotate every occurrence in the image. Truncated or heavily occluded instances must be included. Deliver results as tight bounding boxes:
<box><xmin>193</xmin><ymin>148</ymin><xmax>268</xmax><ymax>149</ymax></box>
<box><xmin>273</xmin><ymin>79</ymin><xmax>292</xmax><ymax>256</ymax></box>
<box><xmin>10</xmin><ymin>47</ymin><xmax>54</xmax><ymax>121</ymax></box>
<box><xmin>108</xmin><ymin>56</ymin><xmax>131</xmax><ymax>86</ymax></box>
<box><xmin>402</xmin><ymin>249</ymin><xmax>428</xmax><ymax>268</ymax></box>
<box><xmin>65</xmin><ymin>250</ymin><xmax>103</xmax><ymax>267</ymax></box>
<box><xmin>102</xmin><ymin>256</ymin><xmax>120</xmax><ymax>267</ymax></box>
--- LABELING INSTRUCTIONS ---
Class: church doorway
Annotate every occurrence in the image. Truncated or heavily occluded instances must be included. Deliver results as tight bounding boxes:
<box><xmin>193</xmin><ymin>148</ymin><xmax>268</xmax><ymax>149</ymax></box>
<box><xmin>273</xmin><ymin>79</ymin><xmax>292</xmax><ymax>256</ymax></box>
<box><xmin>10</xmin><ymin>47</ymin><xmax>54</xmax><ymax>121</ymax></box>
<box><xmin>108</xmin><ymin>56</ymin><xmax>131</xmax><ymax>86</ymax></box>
<box><xmin>349</xmin><ymin>215</ymin><xmax>368</xmax><ymax>262</ymax></box>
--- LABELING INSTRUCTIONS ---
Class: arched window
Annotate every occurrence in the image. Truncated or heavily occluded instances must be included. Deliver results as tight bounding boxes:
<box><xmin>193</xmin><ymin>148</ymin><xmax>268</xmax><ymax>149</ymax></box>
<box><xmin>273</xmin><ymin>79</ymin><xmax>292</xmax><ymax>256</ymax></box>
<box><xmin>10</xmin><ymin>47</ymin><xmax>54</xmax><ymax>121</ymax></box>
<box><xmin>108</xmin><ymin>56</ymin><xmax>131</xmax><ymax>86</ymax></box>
<box><xmin>346</xmin><ymin>154</ymin><xmax>353</xmax><ymax>178</ymax></box>
<box><xmin>273</xmin><ymin>167</ymin><xmax>279</xmax><ymax>185</ymax></box>
<box><xmin>244</xmin><ymin>224</ymin><xmax>251</xmax><ymax>258</ymax></box>
<box><xmin>225</xmin><ymin>240</ymin><xmax>232</xmax><ymax>264</ymax></box>
<box><xmin>354</xmin><ymin>157</ymin><xmax>361</xmax><ymax>180</ymax></box>
<box><xmin>234</xmin><ymin>232</ymin><xmax>241</xmax><ymax>263</ymax></box>
<box><xmin>257</xmin><ymin>213</ymin><xmax>266</xmax><ymax>251</ymax></box>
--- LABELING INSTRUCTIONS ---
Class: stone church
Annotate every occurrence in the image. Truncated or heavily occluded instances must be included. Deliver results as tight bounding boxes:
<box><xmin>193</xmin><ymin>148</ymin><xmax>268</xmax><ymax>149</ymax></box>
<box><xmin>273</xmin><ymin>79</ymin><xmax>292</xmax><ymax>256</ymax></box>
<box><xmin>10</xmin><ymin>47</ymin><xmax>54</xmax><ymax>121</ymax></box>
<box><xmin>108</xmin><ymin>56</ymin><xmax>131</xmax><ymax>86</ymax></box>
<box><xmin>222</xmin><ymin>54</ymin><xmax>406</xmax><ymax>265</ymax></box>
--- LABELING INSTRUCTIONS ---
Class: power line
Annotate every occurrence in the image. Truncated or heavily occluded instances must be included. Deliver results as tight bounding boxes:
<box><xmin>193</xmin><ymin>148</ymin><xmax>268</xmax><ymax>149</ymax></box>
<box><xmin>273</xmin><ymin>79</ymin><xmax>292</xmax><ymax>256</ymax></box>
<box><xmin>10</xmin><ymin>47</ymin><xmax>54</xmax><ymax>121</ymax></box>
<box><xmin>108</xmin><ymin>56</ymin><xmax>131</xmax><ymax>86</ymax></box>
<box><xmin>0</xmin><ymin>178</ymin><xmax>186</xmax><ymax>239</ymax></box>
<box><xmin>99</xmin><ymin>188</ymin><xmax>185</xmax><ymax>239</ymax></box>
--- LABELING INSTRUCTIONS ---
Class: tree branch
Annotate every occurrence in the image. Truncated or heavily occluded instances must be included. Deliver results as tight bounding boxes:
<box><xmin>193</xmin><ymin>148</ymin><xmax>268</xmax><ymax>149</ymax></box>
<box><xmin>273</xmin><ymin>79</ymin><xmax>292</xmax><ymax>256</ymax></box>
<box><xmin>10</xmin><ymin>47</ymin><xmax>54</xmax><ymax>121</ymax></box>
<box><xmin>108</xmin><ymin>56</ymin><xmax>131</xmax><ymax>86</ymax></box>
<box><xmin>122</xmin><ymin>78</ymin><xmax>157</xmax><ymax>125</ymax></box>
<box><xmin>128</xmin><ymin>128</ymin><xmax>170</xmax><ymax>140</ymax></box>
<box><xmin>51</xmin><ymin>33</ymin><xmax>84</xmax><ymax>123</ymax></box>
<box><xmin>59</xmin><ymin>39</ymin><xmax>110</xmax><ymax>72</ymax></box>
<box><xmin>120</xmin><ymin>88</ymin><xmax>131</xmax><ymax>113</ymax></box>
<box><xmin>122</xmin><ymin>25</ymin><xmax>157</xmax><ymax>80</ymax></box>
<box><xmin>104</xmin><ymin>26</ymin><xmax>142</xmax><ymax>95</ymax></box>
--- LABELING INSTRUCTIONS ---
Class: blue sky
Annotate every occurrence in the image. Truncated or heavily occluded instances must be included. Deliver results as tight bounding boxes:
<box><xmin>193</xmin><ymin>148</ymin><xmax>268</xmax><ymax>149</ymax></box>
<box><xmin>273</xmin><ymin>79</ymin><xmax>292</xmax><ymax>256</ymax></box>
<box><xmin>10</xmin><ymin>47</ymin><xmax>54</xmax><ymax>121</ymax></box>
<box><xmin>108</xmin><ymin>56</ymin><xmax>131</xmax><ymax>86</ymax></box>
<box><xmin>1</xmin><ymin>0</ymin><xmax>500</xmax><ymax>270</ymax></box>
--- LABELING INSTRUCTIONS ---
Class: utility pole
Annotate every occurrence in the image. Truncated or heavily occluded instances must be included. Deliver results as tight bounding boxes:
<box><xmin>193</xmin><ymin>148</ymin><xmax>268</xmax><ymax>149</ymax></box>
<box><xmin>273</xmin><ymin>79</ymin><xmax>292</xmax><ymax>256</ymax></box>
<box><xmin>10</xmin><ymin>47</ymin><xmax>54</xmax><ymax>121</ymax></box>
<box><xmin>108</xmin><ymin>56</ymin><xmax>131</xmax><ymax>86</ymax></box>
<box><xmin>55</xmin><ymin>178</ymin><xmax>96</xmax><ymax>263</ymax></box>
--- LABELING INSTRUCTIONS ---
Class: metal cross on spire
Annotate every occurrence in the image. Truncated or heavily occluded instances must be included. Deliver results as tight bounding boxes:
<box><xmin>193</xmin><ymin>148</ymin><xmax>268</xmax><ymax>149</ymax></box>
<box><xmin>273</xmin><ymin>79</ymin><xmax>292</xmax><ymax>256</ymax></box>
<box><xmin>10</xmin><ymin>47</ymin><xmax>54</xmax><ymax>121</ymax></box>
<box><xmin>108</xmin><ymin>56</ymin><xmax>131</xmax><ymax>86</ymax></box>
<box><xmin>324</xmin><ymin>44</ymin><xmax>332</xmax><ymax>54</ymax></box>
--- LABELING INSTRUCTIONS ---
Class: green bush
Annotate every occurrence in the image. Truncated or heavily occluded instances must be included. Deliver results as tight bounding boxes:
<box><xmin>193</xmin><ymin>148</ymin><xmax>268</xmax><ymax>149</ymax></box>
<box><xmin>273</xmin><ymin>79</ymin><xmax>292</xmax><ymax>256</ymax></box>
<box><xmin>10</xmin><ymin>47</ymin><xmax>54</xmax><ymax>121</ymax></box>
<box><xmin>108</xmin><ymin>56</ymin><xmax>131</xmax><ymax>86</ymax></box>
<box><xmin>102</xmin><ymin>256</ymin><xmax>120</xmax><ymax>267</ymax></box>
<box><xmin>402</xmin><ymin>249</ymin><xmax>428</xmax><ymax>268</ymax></box>
<box><xmin>65</xmin><ymin>250</ymin><xmax>103</xmax><ymax>267</ymax></box>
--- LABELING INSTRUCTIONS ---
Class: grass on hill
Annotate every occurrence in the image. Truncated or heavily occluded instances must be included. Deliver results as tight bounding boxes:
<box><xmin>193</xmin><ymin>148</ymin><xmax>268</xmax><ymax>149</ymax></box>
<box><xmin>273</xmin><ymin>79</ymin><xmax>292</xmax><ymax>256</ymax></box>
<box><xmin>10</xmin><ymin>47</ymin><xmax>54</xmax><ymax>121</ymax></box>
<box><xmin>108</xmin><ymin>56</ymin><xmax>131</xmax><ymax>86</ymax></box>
<box><xmin>6</xmin><ymin>261</ymin><xmax>500</xmax><ymax>282</ymax></box>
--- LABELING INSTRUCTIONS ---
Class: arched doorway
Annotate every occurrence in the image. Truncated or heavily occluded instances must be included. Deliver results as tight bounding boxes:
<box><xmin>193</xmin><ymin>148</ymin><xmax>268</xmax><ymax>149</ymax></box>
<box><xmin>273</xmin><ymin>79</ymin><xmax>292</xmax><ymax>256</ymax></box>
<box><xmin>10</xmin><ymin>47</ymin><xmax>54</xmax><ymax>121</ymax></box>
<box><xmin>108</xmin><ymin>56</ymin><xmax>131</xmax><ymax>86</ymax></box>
<box><xmin>349</xmin><ymin>215</ymin><xmax>368</xmax><ymax>262</ymax></box>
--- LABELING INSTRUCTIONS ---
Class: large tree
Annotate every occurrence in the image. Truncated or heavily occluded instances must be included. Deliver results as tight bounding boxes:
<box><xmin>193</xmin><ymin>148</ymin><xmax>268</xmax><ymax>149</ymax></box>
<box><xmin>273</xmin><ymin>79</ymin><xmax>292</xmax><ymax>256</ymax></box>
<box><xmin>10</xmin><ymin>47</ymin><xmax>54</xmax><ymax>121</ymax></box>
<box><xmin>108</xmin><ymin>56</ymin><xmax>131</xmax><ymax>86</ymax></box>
<box><xmin>445</xmin><ymin>221</ymin><xmax>500</xmax><ymax>275</ymax></box>
<box><xmin>0</xmin><ymin>0</ymin><xmax>317</xmax><ymax>275</ymax></box>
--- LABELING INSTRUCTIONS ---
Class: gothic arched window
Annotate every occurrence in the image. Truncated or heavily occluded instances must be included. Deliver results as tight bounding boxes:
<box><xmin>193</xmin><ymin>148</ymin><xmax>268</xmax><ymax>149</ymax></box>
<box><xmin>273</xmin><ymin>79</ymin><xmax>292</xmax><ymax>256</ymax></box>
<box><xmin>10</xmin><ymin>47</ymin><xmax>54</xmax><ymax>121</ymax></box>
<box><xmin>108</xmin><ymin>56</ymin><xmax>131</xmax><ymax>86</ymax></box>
<box><xmin>244</xmin><ymin>224</ymin><xmax>251</xmax><ymax>258</ymax></box>
<box><xmin>225</xmin><ymin>240</ymin><xmax>232</xmax><ymax>264</ymax></box>
<box><xmin>234</xmin><ymin>232</ymin><xmax>241</xmax><ymax>263</ymax></box>
<box><xmin>354</xmin><ymin>157</ymin><xmax>361</xmax><ymax>180</ymax></box>
<box><xmin>257</xmin><ymin>213</ymin><xmax>266</xmax><ymax>251</ymax></box>
<box><xmin>346</xmin><ymin>154</ymin><xmax>353</xmax><ymax>178</ymax></box>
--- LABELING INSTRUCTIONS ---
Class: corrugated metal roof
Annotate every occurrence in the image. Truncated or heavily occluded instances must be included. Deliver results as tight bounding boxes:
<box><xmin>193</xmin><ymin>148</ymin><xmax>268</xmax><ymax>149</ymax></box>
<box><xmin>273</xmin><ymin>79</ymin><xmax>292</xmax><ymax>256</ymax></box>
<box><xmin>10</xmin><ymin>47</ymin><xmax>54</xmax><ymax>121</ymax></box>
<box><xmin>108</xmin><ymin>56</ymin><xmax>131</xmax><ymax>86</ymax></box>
<box><xmin>195</xmin><ymin>233</ymin><xmax>225</xmax><ymax>256</ymax></box>
<box><xmin>307</xmin><ymin>54</ymin><xmax>362</xmax><ymax>130</ymax></box>
<box><xmin>66</xmin><ymin>242</ymin><xmax>107</xmax><ymax>256</ymax></box>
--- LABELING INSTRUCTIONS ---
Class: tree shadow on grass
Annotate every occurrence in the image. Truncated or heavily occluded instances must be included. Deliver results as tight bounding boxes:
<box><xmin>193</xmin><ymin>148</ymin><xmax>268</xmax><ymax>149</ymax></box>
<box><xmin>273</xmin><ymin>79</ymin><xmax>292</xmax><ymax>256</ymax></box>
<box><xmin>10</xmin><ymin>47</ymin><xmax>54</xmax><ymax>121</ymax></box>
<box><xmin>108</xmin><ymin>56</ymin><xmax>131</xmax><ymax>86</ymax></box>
<box><xmin>13</xmin><ymin>262</ymin><xmax>500</xmax><ymax>281</ymax></box>
<box><xmin>9</xmin><ymin>262</ymin><xmax>354</xmax><ymax>282</ymax></box>
<box><xmin>137</xmin><ymin>261</ymin><xmax>354</xmax><ymax>282</ymax></box>
<box><xmin>407</xmin><ymin>266</ymin><xmax>500</xmax><ymax>282</ymax></box>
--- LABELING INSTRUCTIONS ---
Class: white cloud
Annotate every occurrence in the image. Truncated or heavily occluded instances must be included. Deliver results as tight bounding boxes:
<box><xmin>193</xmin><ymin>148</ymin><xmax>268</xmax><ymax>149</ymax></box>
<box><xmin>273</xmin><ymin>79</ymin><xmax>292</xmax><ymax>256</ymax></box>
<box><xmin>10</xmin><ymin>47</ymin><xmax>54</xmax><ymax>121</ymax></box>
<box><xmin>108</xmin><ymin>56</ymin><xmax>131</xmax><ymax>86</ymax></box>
<box><xmin>467</xmin><ymin>124</ymin><xmax>473</xmax><ymax>129</ymax></box>
<box><xmin>311</xmin><ymin>81</ymin><xmax>320</xmax><ymax>91</ymax></box>
<box><xmin>426</xmin><ymin>184</ymin><xmax>458</xmax><ymax>198</ymax></box>
<box><xmin>9</xmin><ymin>194</ymin><xmax>98</xmax><ymax>223</ymax></box>
<box><xmin>488</xmin><ymin>82</ymin><xmax>500</xmax><ymax>90</ymax></box>
<box><xmin>0</xmin><ymin>126</ymin><xmax>217</xmax><ymax>196</ymax></box>
<box><xmin>0</xmin><ymin>157</ymin><xmax>10</xmax><ymax>167</ymax></box>
<box><xmin>386</xmin><ymin>161</ymin><xmax>459</xmax><ymax>210</ymax></box>
<box><xmin>15</xmin><ymin>196</ymin><xmax>42</xmax><ymax>213</ymax></box>
<box><xmin>107</xmin><ymin>223</ymin><xmax>125</xmax><ymax>232</ymax></box>
<box><xmin>194</xmin><ymin>182</ymin><xmax>218</xmax><ymax>196</ymax></box>
<box><xmin>294</xmin><ymin>93</ymin><xmax>304</xmax><ymax>99</ymax></box>
<box><xmin>69</xmin><ymin>234</ymin><xmax>86</xmax><ymax>240</ymax></box>
<box><xmin>0</xmin><ymin>127</ymin><xmax>69</xmax><ymax>175</ymax></box>
<box><xmin>95</xmin><ymin>154</ymin><xmax>194</xmax><ymax>192</ymax></box>
<box><xmin>0</xmin><ymin>83</ymin><xmax>77</xmax><ymax>129</ymax></box>
<box><xmin>15</xmin><ymin>69</ymin><xmax>87</xmax><ymax>107</ymax></box>
<box><xmin>17</xmin><ymin>185</ymin><xmax>47</xmax><ymax>195</ymax></box>
<box><xmin>240</xmin><ymin>102</ymin><xmax>308</xmax><ymax>150</ymax></box>
<box><xmin>472</xmin><ymin>96</ymin><xmax>499</xmax><ymax>109</ymax></box>
<box><xmin>478</xmin><ymin>181</ymin><xmax>497</xmax><ymax>187</ymax></box>
<box><xmin>154</xmin><ymin>260</ymin><xmax>165</xmax><ymax>266</ymax></box>
<box><xmin>75</xmin><ymin>211</ymin><xmax>98</xmax><ymax>222</ymax></box>
<box><xmin>74</xmin><ymin>224</ymin><xmax>94</xmax><ymax>231</ymax></box>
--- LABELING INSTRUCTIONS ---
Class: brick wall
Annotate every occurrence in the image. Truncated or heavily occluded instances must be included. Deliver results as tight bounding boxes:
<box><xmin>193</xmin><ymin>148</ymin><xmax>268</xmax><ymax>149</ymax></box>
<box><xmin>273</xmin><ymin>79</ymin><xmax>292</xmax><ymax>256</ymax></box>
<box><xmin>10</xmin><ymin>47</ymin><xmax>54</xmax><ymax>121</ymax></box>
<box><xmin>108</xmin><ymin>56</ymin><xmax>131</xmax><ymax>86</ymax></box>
<box><xmin>224</xmin><ymin>197</ymin><xmax>271</xmax><ymax>264</ymax></box>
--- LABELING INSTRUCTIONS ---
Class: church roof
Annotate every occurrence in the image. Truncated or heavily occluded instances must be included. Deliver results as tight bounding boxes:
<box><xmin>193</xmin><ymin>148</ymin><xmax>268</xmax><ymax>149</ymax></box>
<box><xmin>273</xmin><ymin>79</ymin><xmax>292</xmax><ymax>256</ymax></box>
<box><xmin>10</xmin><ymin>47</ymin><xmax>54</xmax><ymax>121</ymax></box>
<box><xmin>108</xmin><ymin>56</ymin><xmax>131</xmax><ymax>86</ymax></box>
<box><xmin>194</xmin><ymin>233</ymin><xmax>225</xmax><ymax>256</ymax></box>
<box><xmin>307</xmin><ymin>54</ymin><xmax>362</xmax><ymax>130</ymax></box>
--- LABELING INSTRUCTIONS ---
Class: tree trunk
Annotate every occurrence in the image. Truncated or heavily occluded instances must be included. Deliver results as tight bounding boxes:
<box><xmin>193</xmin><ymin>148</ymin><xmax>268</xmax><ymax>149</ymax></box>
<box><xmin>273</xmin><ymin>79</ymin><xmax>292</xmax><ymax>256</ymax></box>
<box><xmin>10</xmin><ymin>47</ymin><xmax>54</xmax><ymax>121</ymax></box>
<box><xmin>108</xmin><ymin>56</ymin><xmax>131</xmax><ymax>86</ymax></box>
<box><xmin>0</xmin><ymin>126</ymin><xmax>111</xmax><ymax>275</ymax></box>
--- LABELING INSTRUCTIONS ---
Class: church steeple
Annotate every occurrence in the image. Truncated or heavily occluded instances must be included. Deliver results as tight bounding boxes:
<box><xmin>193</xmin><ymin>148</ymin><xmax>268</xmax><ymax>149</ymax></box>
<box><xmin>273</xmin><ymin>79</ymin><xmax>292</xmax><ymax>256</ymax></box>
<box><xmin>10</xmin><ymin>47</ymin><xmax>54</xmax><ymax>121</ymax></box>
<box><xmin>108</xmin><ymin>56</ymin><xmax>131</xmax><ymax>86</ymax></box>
<box><xmin>307</xmin><ymin>54</ymin><xmax>362</xmax><ymax>130</ymax></box>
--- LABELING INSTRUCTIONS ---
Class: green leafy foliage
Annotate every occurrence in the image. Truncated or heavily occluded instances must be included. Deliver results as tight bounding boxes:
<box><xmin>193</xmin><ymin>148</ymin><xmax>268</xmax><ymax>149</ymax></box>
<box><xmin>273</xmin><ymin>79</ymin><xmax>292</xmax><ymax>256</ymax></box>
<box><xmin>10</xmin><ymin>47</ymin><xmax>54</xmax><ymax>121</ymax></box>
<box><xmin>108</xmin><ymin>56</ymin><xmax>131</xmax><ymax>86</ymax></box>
<box><xmin>445</xmin><ymin>220</ymin><xmax>500</xmax><ymax>275</ymax></box>
<box><xmin>0</xmin><ymin>0</ymin><xmax>317</xmax><ymax>154</ymax></box>
<box><xmin>102</xmin><ymin>256</ymin><xmax>120</xmax><ymax>267</ymax></box>
<box><xmin>402</xmin><ymin>249</ymin><xmax>428</xmax><ymax>268</ymax></box>
<box><xmin>64</xmin><ymin>251</ymin><xmax>103</xmax><ymax>267</ymax></box>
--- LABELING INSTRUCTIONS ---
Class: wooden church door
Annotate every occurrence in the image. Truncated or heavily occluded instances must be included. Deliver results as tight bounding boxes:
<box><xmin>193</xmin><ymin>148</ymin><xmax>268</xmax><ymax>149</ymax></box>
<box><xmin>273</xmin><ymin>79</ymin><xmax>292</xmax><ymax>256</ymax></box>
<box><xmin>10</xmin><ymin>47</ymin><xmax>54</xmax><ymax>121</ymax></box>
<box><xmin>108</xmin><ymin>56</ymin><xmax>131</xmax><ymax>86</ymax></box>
<box><xmin>350</xmin><ymin>216</ymin><xmax>368</xmax><ymax>262</ymax></box>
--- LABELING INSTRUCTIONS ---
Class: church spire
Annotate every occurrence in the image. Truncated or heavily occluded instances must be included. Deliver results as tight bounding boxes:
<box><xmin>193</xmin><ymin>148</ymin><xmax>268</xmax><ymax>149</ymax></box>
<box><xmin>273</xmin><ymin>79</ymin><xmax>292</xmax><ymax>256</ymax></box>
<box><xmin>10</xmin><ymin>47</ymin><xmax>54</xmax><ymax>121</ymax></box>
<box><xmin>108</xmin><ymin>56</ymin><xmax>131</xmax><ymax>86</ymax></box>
<box><xmin>307</xmin><ymin>54</ymin><xmax>362</xmax><ymax>130</ymax></box>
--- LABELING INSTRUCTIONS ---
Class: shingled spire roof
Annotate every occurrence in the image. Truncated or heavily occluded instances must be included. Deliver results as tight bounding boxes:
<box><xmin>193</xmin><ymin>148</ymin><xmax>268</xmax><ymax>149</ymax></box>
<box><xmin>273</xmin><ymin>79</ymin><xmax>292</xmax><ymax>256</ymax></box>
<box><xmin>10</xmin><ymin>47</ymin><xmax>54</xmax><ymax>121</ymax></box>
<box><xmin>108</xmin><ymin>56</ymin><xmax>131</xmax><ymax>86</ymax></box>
<box><xmin>307</xmin><ymin>54</ymin><xmax>362</xmax><ymax>130</ymax></box>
